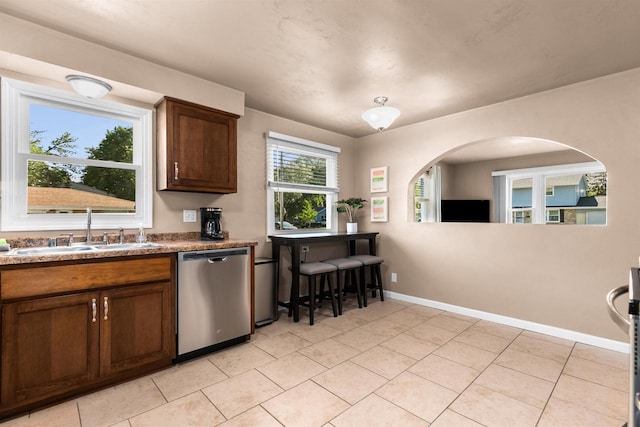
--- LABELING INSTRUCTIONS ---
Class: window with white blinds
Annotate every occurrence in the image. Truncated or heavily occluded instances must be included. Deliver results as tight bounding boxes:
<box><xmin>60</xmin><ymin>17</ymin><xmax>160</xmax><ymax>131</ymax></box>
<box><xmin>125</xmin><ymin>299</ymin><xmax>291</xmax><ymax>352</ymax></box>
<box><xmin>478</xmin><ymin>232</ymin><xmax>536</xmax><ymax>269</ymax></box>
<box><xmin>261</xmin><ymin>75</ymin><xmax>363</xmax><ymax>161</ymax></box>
<box><xmin>266</xmin><ymin>131</ymin><xmax>340</xmax><ymax>235</ymax></box>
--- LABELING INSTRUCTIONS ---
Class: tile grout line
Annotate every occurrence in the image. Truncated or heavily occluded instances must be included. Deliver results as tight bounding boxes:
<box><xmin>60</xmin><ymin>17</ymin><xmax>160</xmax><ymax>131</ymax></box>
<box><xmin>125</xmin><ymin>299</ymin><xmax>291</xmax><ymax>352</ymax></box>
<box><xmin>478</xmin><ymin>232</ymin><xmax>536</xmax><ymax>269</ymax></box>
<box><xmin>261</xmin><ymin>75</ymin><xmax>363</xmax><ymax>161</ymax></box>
<box><xmin>298</xmin><ymin>305</ymin><xmax>431</xmax><ymax>424</ymax></box>
<box><xmin>311</xmin><ymin>325</ymin><xmax>424</xmax><ymax>423</ymax></box>
<box><xmin>309</xmin><ymin>307</ymin><xmax>478</xmax><ymax>424</ymax></box>
<box><xmin>249</xmin><ymin>332</ymin><xmax>428</xmax><ymax>427</ymax></box>
<box><xmin>436</xmin><ymin>327</ymin><xmax>532</xmax><ymax>425</ymax></box>
<box><xmin>373</xmin><ymin>311</ymin><xmax>522</xmax><ymax>424</ymax></box>
<box><xmin>533</xmin><ymin>340</ymin><xmax>577</xmax><ymax>426</ymax></box>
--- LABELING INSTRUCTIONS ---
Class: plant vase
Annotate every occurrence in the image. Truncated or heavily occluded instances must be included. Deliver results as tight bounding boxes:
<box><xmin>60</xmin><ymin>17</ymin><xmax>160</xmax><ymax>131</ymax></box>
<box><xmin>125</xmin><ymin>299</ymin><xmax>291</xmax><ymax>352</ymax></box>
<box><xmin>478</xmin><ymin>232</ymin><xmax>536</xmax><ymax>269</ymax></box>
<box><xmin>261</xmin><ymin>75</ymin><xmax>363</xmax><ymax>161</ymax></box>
<box><xmin>336</xmin><ymin>198</ymin><xmax>366</xmax><ymax>234</ymax></box>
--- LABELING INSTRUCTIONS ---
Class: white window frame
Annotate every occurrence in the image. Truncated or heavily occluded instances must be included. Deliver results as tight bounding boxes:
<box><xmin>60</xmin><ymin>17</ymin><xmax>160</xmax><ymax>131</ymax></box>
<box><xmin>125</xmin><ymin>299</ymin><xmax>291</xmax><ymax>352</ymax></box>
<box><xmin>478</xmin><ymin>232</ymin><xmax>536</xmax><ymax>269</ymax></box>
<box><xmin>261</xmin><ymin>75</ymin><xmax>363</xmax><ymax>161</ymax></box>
<box><xmin>1</xmin><ymin>78</ymin><xmax>153</xmax><ymax>231</ymax></box>
<box><xmin>492</xmin><ymin>162</ymin><xmax>605</xmax><ymax>225</ymax></box>
<box><xmin>546</xmin><ymin>209</ymin><xmax>560</xmax><ymax>223</ymax></box>
<box><xmin>266</xmin><ymin>131</ymin><xmax>340</xmax><ymax>236</ymax></box>
<box><xmin>512</xmin><ymin>209</ymin><xmax>530</xmax><ymax>224</ymax></box>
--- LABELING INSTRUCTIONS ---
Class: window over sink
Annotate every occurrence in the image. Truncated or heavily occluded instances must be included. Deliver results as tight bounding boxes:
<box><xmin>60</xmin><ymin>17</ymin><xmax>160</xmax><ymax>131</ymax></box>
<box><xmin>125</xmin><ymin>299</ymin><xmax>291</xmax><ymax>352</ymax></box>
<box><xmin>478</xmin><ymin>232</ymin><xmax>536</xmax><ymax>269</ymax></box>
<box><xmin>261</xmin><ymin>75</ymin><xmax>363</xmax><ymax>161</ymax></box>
<box><xmin>0</xmin><ymin>78</ymin><xmax>152</xmax><ymax>231</ymax></box>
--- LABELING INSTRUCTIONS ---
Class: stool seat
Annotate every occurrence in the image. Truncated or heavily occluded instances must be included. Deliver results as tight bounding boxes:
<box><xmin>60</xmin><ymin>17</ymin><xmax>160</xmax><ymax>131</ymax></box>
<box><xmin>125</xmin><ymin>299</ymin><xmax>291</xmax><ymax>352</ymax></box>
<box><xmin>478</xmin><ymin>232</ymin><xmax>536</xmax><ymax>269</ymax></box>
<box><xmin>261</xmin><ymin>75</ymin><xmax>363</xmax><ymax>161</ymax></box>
<box><xmin>322</xmin><ymin>258</ymin><xmax>363</xmax><ymax>314</ymax></box>
<box><xmin>289</xmin><ymin>262</ymin><xmax>338</xmax><ymax>325</ymax></box>
<box><xmin>321</xmin><ymin>258</ymin><xmax>362</xmax><ymax>270</ymax></box>
<box><xmin>349</xmin><ymin>255</ymin><xmax>383</xmax><ymax>266</ymax></box>
<box><xmin>299</xmin><ymin>262</ymin><xmax>338</xmax><ymax>275</ymax></box>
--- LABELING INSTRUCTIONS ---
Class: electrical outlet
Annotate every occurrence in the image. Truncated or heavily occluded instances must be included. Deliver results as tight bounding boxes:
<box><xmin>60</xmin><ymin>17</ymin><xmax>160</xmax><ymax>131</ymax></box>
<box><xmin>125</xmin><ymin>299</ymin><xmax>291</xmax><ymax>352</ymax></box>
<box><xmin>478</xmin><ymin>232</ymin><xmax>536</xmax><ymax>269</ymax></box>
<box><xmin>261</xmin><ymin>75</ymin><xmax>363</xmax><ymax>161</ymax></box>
<box><xmin>391</xmin><ymin>272</ymin><xmax>398</xmax><ymax>283</ymax></box>
<box><xmin>183</xmin><ymin>209</ymin><xmax>197</xmax><ymax>223</ymax></box>
<box><xmin>302</xmin><ymin>246</ymin><xmax>310</xmax><ymax>252</ymax></box>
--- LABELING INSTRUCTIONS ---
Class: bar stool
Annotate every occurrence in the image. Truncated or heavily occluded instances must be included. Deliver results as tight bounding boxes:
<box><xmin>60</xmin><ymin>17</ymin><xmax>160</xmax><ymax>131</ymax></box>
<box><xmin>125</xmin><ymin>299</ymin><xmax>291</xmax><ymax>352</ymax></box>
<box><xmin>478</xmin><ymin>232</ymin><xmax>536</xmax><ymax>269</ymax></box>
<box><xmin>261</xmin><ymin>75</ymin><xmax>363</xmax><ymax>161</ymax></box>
<box><xmin>321</xmin><ymin>258</ymin><xmax>363</xmax><ymax>314</ymax></box>
<box><xmin>289</xmin><ymin>262</ymin><xmax>338</xmax><ymax>325</ymax></box>
<box><xmin>349</xmin><ymin>255</ymin><xmax>384</xmax><ymax>307</ymax></box>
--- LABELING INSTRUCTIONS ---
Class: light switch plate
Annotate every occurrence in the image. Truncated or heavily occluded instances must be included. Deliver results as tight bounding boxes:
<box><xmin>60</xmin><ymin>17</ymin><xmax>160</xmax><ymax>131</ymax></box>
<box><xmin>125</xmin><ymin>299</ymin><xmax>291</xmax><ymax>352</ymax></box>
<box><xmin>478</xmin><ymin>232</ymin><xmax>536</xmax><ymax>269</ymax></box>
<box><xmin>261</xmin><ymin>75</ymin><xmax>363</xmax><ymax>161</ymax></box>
<box><xmin>183</xmin><ymin>209</ymin><xmax>197</xmax><ymax>223</ymax></box>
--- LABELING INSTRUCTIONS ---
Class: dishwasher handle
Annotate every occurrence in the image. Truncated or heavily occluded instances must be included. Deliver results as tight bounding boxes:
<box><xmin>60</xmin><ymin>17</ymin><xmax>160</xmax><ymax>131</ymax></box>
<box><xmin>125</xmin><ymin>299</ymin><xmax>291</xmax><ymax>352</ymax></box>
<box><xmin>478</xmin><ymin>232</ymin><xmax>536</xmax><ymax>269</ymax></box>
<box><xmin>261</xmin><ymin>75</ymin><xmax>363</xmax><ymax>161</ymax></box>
<box><xmin>207</xmin><ymin>256</ymin><xmax>228</xmax><ymax>263</ymax></box>
<box><xmin>179</xmin><ymin>248</ymin><xmax>249</xmax><ymax>262</ymax></box>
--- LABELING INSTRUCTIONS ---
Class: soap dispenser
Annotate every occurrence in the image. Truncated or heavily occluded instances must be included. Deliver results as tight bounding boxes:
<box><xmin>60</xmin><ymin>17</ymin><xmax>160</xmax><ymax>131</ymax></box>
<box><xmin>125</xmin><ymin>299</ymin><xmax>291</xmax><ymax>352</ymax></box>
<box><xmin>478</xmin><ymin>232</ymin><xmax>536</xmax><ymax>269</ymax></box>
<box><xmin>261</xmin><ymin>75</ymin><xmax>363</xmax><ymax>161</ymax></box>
<box><xmin>136</xmin><ymin>224</ymin><xmax>147</xmax><ymax>243</ymax></box>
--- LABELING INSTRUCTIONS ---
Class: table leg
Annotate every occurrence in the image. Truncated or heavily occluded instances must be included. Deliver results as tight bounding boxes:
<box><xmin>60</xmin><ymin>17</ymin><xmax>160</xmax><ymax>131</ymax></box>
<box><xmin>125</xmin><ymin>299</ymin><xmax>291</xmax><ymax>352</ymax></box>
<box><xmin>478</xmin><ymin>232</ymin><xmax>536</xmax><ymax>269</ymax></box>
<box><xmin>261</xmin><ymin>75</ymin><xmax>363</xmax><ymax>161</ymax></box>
<box><xmin>290</xmin><ymin>242</ymin><xmax>301</xmax><ymax>322</ymax></box>
<box><xmin>368</xmin><ymin>236</ymin><xmax>377</xmax><ymax>256</ymax></box>
<box><xmin>272</xmin><ymin>241</ymin><xmax>282</xmax><ymax>319</ymax></box>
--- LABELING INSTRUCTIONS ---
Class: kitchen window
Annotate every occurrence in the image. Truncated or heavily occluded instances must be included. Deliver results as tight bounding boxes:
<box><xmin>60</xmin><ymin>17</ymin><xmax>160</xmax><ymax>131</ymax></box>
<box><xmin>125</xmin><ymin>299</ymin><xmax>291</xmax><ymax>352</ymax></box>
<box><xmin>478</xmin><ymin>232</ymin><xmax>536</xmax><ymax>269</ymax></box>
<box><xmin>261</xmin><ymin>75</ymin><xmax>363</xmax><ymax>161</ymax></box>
<box><xmin>266</xmin><ymin>131</ymin><xmax>339</xmax><ymax>235</ymax></box>
<box><xmin>1</xmin><ymin>78</ymin><xmax>152</xmax><ymax>231</ymax></box>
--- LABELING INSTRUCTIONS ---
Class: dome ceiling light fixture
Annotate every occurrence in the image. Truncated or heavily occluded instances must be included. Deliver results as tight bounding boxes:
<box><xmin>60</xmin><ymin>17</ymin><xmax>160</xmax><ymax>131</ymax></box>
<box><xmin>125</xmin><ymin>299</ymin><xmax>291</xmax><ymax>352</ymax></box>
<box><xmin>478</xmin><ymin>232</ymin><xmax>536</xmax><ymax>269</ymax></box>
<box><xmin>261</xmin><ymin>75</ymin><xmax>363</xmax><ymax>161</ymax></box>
<box><xmin>361</xmin><ymin>96</ymin><xmax>400</xmax><ymax>132</ymax></box>
<box><xmin>65</xmin><ymin>75</ymin><xmax>112</xmax><ymax>99</ymax></box>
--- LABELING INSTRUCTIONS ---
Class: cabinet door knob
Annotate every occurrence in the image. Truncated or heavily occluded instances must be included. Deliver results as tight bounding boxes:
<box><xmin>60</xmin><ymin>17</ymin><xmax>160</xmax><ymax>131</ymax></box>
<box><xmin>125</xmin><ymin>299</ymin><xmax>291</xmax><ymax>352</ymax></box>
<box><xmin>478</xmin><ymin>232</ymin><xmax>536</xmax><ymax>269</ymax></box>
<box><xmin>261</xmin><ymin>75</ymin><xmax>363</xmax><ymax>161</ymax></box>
<box><xmin>103</xmin><ymin>297</ymin><xmax>109</xmax><ymax>321</ymax></box>
<box><xmin>91</xmin><ymin>298</ymin><xmax>97</xmax><ymax>323</ymax></box>
<box><xmin>174</xmin><ymin>162</ymin><xmax>179</xmax><ymax>181</ymax></box>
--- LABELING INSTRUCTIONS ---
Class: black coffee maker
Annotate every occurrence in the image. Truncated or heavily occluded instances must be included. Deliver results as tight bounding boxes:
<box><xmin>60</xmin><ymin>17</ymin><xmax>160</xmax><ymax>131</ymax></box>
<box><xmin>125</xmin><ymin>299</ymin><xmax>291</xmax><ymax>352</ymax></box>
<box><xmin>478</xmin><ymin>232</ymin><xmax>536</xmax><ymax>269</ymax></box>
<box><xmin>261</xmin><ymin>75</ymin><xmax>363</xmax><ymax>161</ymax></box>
<box><xmin>200</xmin><ymin>207</ymin><xmax>224</xmax><ymax>240</ymax></box>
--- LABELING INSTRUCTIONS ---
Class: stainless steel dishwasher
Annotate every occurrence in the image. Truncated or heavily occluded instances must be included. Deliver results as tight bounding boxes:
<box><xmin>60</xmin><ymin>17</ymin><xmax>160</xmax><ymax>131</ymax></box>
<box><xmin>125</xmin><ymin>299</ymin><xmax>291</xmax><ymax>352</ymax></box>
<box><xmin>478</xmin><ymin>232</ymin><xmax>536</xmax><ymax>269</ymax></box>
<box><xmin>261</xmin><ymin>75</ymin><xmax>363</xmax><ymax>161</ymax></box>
<box><xmin>177</xmin><ymin>247</ymin><xmax>251</xmax><ymax>361</ymax></box>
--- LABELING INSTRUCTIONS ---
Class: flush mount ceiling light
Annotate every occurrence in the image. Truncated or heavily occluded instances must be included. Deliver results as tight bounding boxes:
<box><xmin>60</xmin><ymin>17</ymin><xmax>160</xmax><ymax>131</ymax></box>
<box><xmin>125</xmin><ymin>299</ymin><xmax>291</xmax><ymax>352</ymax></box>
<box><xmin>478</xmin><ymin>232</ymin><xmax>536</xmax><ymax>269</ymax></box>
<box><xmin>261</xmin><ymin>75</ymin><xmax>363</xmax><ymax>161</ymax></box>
<box><xmin>361</xmin><ymin>96</ymin><xmax>400</xmax><ymax>132</ymax></box>
<box><xmin>65</xmin><ymin>75</ymin><xmax>112</xmax><ymax>99</ymax></box>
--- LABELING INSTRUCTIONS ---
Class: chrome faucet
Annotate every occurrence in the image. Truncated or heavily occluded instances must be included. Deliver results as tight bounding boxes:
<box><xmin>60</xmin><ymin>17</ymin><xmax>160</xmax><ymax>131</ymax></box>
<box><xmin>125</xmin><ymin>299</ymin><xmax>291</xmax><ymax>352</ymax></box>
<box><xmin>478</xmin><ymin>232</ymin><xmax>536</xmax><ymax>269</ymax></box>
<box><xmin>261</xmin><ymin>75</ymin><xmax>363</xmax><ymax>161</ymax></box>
<box><xmin>59</xmin><ymin>233</ymin><xmax>74</xmax><ymax>246</ymax></box>
<box><xmin>118</xmin><ymin>228</ymin><xmax>125</xmax><ymax>244</ymax></box>
<box><xmin>86</xmin><ymin>207</ymin><xmax>92</xmax><ymax>244</ymax></box>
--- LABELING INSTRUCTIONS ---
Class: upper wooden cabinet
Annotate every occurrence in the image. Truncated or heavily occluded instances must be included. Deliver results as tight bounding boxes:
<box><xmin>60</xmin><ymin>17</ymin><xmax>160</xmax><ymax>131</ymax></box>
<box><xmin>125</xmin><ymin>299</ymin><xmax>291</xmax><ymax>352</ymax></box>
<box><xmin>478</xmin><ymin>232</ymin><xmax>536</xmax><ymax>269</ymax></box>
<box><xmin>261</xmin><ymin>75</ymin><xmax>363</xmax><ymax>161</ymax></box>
<box><xmin>156</xmin><ymin>97</ymin><xmax>240</xmax><ymax>193</ymax></box>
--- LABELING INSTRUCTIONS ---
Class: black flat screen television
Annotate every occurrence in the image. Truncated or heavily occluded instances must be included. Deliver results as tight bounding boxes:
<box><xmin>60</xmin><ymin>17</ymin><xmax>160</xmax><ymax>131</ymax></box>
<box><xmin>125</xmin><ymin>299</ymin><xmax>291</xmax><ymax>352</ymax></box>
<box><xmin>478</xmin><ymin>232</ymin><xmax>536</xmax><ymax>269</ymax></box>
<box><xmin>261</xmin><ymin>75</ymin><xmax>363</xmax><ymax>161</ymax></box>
<box><xmin>441</xmin><ymin>199</ymin><xmax>490</xmax><ymax>223</ymax></box>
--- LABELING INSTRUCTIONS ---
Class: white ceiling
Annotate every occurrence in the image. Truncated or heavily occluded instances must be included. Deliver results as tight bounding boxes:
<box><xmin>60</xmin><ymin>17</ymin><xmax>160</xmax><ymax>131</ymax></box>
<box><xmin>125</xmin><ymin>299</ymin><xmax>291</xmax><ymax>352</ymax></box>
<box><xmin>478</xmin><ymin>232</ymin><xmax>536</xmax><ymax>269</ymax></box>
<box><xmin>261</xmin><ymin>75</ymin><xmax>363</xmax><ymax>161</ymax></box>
<box><xmin>0</xmin><ymin>0</ymin><xmax>639</xmax><ymax>141</ymax></box>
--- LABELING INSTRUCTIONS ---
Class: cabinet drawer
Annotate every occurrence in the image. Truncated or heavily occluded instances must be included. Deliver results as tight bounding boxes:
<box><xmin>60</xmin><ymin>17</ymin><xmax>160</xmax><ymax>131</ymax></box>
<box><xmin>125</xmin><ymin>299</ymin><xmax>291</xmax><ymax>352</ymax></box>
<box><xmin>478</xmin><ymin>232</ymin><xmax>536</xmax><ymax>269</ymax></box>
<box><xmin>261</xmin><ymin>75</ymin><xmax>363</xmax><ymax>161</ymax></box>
<box><xmin>1</xmin><ymin>256</ymin><xmax>173</xmax><ymax>300</ymax></box>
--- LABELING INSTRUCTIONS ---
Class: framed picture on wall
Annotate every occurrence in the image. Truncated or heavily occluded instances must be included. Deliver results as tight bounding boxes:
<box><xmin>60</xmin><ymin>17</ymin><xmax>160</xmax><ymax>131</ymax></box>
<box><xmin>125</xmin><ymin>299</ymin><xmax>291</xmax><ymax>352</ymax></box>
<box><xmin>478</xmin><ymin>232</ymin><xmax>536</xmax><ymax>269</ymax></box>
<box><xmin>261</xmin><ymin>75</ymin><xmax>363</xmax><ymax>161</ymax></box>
<box><xmin>371</xmin><ymin>196</ymin><xmax>388</xmax><ymax>222</ymax></box>
<box><xmin>370</xmin><ymin>166</ymin><xmax>388</xmax><ymax>193</ymax></box>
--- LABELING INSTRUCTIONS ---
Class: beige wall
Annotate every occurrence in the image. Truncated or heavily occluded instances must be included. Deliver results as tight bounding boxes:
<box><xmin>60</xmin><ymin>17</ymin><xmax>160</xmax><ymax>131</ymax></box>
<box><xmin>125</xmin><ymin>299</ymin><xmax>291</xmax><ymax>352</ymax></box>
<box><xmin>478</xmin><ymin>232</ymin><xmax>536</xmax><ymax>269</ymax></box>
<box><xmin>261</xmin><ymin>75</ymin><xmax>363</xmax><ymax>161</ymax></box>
<box><xmin>355</xmin><ymin>68</ymin><xmax>640</xmax><ymax>342</ymax></box>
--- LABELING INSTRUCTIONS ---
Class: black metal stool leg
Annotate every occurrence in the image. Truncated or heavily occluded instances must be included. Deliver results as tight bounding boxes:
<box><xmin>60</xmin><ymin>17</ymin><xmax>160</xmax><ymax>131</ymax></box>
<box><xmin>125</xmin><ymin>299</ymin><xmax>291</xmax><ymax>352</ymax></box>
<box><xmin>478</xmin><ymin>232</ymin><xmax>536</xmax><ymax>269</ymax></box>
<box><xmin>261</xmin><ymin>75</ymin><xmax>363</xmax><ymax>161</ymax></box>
<box><xmin>317</xmin><ymin>274</ymin><xmax>326</xmax><ymax>308</ymax></box>
<box><xmin>360</xmin><ymin>265</ymin><xmax>368</xmax><ymax>307</ymax></box>
<box><xmin>336</xmin><ymin>270</ymin><xmax>343</xmax><ymax>315</ymax></box>
<box><xmin>375</xmin><ymin>264</ymin><xmax>384</xmax><ymax>301</ymax></box>
<box><xmin>309</xmin><ymin>275</ymin><xmax>316</xmax><ymax>325</ymax></box>
<box><xmin>348</xmin><ymin>269</ymin><xmax>362</xmax><ymax>308</ymax></box>
<box><xmin>327</xmin><ymin>274</ymin><xmax>338</xmax><ymax>317</ymax></box>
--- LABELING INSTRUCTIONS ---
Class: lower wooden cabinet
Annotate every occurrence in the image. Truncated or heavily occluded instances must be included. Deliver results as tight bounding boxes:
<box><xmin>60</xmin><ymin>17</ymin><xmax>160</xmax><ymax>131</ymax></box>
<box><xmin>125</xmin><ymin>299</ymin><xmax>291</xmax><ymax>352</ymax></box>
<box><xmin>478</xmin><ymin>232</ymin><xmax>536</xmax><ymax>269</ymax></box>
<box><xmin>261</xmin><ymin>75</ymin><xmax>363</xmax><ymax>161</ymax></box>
<box><xmin>0</xmin><ymin>255</ymin><xmax>175</xmax><ymax>419</ymax></box>
<box><xmin>100</xmin><ymin>282</ymin><xmax>174</xmax><ymax>377</ymax></box>
<box><xmin>1</xmin><ymin>292</ymin><xmax>100</xmax><ymax>406</ymax></box>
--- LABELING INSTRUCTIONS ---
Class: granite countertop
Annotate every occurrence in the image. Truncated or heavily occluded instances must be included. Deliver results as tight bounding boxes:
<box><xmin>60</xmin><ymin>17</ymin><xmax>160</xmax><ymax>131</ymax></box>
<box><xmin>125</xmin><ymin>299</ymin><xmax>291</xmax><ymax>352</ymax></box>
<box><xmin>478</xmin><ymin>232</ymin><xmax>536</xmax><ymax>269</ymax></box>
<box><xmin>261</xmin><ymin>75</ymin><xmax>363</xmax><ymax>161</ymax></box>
<box><xmin>0</xmin><ymin>232</ymin><xmax>258</xmax><ymax>266</ymax></box>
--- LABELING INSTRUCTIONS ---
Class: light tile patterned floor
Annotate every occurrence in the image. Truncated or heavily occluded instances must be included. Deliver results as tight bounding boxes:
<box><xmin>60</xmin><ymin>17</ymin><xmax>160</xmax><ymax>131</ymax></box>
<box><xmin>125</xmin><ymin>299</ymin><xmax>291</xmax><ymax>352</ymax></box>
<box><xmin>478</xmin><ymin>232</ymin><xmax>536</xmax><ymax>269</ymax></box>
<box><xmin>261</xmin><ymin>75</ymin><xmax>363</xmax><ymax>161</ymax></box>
<box><xmin>1</xmin><ymin>297</ymin><xmax>629</xmax><ymax>427</ymax></box>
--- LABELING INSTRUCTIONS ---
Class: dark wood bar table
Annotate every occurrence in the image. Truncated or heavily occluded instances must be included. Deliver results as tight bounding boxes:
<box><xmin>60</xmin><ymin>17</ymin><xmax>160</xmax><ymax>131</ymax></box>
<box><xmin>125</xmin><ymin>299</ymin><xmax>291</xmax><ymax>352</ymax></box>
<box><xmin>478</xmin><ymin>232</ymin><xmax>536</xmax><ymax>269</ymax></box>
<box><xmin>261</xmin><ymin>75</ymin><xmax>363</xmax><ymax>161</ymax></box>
<box><xmin>269</xmin><ymin>231</ymin><xmax>379</xmax><ymax>322</ymax></box>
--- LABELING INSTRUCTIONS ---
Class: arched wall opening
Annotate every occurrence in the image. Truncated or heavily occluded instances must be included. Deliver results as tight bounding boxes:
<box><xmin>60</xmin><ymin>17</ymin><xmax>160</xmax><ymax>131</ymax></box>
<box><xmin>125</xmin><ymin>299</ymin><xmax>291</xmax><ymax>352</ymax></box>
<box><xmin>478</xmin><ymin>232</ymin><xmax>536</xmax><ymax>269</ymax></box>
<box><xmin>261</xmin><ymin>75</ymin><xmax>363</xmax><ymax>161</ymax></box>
<box><xmin>407</xmin><ymin>136</ymin><xmax>607</xmax><ymax>225</ymax></box>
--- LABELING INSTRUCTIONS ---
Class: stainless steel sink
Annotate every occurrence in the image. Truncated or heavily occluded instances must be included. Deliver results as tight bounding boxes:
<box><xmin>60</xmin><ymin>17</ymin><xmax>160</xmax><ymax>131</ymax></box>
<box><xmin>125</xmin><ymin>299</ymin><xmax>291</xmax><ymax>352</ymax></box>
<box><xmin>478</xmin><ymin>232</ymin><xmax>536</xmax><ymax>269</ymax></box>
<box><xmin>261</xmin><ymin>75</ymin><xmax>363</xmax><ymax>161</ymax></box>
<box><xmin>8</xmin><ymin>246</ymin><xmax>97</xmax><ymax>255</ymax></box>
<box><xmin>7</xmin><ymin>242</ymin><xmax>163</xmax><ymax>256</ymax></box>
<box><xmin>92</xmin><ymin>242</ymin><xmax>164</xmax><ymax>251</ymax></box>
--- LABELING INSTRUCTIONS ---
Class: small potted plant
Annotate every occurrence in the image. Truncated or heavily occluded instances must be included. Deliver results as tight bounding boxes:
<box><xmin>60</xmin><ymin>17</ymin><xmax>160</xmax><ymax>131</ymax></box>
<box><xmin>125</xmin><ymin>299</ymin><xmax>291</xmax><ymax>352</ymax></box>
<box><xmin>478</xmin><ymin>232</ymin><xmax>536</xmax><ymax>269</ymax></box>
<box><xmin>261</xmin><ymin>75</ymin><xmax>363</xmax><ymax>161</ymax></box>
<box><xmin>336</xmin><ymin>197</ymin><xmax>367</xmax><ymax>233</ymax></box>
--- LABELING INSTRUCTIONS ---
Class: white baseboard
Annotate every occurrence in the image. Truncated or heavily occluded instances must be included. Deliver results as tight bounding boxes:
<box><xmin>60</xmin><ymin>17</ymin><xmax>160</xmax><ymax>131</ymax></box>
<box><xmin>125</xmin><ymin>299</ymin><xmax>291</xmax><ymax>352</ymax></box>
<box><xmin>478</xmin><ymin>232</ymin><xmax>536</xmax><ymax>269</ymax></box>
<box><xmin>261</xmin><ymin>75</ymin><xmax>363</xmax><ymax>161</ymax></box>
<box><xmin>384</xmin><ymin>290</ymin><xmax>629</xmax><ymax>354</ymax></box>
